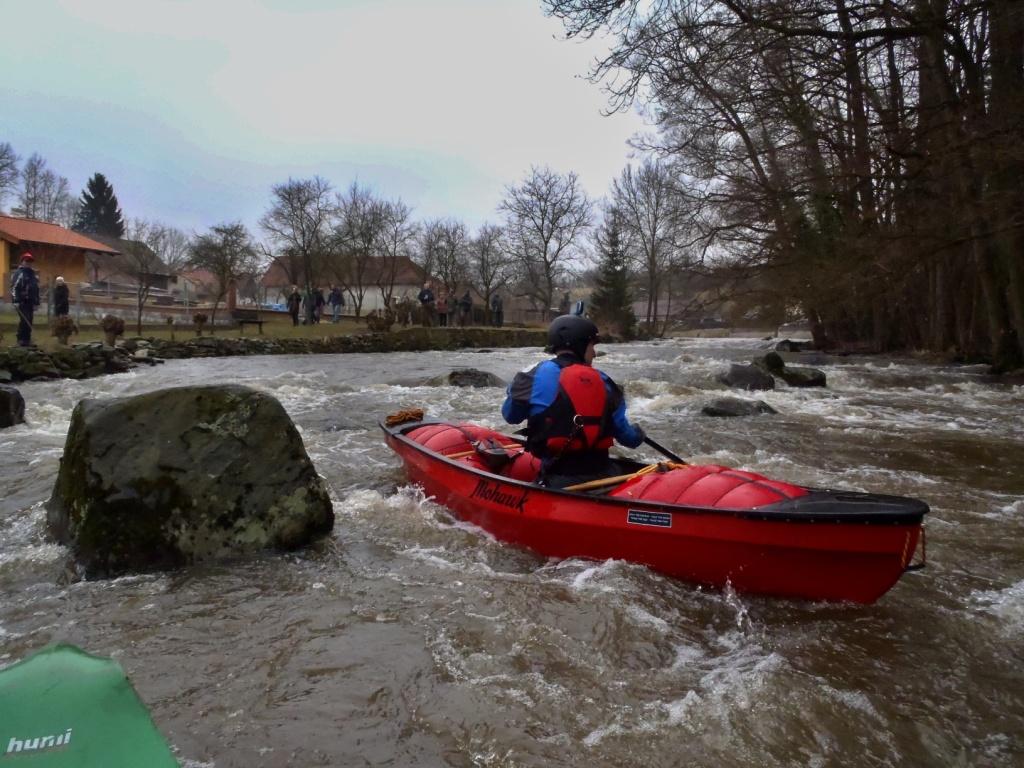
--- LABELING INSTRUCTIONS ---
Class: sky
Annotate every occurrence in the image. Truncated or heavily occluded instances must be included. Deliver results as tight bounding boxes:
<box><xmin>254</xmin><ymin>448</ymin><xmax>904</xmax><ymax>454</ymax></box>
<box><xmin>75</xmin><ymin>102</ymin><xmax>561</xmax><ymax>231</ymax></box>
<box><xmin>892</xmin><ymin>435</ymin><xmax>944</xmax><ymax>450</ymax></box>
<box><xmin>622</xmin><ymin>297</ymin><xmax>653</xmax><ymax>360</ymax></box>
<box><xmin>0</xmin><ymin>0</ymin><xmax>648</xmax><ymax>237</ymax></box>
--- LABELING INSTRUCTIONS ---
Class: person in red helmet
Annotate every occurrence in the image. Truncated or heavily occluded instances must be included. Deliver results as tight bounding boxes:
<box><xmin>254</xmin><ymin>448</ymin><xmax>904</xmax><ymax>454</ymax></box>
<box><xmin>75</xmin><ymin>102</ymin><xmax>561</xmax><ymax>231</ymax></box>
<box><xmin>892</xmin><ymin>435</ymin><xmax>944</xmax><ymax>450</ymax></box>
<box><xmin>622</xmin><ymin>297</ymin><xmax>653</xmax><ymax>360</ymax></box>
<box><xmin>10</xmin><ymin>252</ymin><xmax>40</xmax><ymax>347</ymax></box>
<box><xmin>502</xmin><ymin>314</ymin><xmax>645</xmax><ymax>488</ymax></box>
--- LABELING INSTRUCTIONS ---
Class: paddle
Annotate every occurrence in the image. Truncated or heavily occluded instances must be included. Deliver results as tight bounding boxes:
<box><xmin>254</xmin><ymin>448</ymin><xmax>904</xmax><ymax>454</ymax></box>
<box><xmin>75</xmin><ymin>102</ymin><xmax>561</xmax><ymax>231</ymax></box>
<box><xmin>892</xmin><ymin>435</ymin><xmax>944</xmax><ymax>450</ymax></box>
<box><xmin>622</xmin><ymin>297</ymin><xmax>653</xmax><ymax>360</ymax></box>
<box><xmin>644</xmin><ymin>435</ymin><xmax>687</xmax><ymax>465</ymax></box>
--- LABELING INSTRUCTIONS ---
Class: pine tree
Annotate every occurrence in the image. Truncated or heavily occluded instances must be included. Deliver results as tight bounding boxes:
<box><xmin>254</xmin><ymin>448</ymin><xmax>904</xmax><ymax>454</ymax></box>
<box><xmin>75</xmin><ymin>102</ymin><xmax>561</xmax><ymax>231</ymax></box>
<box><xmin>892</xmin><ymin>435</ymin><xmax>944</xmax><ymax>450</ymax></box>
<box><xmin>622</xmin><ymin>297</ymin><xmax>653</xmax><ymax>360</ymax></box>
<box><xmin>74</xmin><ymin>172</ymin><xmax>125</xmax><ymax>236</ymax></box>
<box><xmin>590</xmin><ymin>211</ymin><xmax>636</xmax><ymax>339</ymax></box>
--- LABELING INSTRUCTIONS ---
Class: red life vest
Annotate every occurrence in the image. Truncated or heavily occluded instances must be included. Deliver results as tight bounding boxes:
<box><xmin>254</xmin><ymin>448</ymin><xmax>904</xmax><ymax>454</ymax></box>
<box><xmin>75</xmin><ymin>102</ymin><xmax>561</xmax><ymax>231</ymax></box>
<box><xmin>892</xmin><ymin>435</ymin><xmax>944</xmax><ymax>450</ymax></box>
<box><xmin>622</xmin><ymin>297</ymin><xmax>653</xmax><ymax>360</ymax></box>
<box><xmin>540</xmin><ymin>363</ymin><xmax>615</xmax><ymax>454</ymax></box>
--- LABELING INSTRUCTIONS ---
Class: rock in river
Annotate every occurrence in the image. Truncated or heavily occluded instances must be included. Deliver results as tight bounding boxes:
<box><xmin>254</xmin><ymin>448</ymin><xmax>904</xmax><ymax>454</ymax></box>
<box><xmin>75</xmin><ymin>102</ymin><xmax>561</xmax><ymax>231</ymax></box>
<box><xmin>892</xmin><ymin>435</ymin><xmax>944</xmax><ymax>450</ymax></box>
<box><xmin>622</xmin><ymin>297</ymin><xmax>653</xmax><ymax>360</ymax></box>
<box><xmin>46</xmin><ymin>385</ymin><xmax>334</xmax><ymax>577</ymax></box>
<box><xmin>701</xmin><ymin>397</ymin><xmax>778</xmax><ymax>418</ymax></box>
<box><xmin>0</xmin><ymin>384</ymin><xmax>25</xmax><ymax>428</ymax></box>
<box><xmin>426</xmin><ymin>368</ymin><xmax>507</xmax><ymax>388</ymax></box>
<box><xmin>718</xmin><ymin>363</ymin><xmax>776</xmax><ymax>391</ymax></box>
<box><xmin>754</xmin><ymin>352</ymin><xmax>827</xmax><ymax>388</ymax></box>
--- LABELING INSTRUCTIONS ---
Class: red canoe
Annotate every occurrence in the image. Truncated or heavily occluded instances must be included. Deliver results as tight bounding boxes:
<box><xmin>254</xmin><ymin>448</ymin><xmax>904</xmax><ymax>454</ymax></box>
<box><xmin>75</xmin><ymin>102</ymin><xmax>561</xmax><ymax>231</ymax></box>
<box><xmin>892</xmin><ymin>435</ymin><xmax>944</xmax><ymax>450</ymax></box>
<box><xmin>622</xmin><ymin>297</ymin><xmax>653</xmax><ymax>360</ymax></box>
<box><xmin>382</xmin><ymin>418</ymin><xmax>928</xmax><ymax>603</ymax></box>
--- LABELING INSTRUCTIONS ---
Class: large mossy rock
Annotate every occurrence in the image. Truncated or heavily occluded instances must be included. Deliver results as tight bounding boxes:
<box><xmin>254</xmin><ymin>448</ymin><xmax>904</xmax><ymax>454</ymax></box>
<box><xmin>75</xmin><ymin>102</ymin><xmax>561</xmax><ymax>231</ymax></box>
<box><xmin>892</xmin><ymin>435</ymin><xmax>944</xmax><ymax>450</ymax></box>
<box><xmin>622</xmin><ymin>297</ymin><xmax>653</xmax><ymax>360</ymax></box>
<box><xmin>46</xmin><ymin>385</ymin><xmax>334</xmax><ymax>577</ymax></box>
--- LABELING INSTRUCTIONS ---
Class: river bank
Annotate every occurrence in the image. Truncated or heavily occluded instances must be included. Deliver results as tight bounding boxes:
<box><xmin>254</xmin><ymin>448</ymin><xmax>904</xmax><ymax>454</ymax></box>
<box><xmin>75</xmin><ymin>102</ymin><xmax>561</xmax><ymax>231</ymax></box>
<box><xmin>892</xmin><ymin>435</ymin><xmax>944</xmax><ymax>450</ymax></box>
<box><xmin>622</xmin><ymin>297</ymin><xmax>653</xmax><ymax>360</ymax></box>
<box><xmin>0</xmin><ymin>327</ymin><xmax>547</xmax><ymax>383</ymax></box>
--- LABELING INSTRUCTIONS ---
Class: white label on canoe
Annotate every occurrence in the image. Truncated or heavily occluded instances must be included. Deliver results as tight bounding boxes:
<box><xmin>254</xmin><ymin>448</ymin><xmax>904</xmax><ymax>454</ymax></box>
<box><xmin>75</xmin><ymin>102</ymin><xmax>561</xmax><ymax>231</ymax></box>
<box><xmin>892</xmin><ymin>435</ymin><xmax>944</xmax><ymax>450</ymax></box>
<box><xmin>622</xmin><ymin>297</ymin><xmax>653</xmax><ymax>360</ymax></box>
<box><xmin>627</xmin><ymin>510</ymin><xmax>672</xmax><ymax>528</ymax></box>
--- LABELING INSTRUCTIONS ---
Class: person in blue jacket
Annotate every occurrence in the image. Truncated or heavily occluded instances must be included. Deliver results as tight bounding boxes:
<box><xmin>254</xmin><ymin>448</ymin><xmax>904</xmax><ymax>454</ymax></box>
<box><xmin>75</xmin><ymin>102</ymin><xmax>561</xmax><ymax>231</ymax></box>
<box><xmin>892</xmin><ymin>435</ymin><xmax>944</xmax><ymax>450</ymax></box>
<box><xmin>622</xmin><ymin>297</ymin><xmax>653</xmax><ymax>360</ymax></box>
<box><xmin>502</xmin><ymin>314</ymin><xmax>645</xmax><ymax>488</ymax></box>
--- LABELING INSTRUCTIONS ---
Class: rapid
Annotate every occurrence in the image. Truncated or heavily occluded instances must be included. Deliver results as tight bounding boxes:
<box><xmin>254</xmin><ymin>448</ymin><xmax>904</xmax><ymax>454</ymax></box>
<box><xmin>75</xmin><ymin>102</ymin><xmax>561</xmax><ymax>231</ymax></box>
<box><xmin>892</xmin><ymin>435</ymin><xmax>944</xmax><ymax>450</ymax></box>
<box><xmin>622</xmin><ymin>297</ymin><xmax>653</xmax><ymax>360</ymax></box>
<box><xmin>1</xmin><ymin>336</ymin><xmax>1022</xmax><ymax>767</ymax></box>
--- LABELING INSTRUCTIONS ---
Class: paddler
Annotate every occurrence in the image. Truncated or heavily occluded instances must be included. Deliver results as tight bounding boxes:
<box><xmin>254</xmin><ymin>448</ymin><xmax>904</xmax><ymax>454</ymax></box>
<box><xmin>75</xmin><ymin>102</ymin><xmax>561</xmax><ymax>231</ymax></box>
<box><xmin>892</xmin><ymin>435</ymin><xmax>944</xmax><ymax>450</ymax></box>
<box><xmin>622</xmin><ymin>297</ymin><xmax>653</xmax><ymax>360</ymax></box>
<box><xmin>502</xmin><ymin>314</ymin><xmax>645</xmax><ymax>488</ymax></box>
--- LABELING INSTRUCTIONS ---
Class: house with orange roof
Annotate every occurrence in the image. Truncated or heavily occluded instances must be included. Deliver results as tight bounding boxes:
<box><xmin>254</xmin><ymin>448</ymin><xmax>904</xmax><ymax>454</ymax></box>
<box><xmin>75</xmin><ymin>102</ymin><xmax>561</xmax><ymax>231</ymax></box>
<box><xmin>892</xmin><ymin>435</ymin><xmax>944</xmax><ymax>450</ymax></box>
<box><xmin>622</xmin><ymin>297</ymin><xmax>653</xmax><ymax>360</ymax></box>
<box><xmin>0</xmin><ymin>214</ymin><xmax>119</xmax><ymax>302</ymax></box>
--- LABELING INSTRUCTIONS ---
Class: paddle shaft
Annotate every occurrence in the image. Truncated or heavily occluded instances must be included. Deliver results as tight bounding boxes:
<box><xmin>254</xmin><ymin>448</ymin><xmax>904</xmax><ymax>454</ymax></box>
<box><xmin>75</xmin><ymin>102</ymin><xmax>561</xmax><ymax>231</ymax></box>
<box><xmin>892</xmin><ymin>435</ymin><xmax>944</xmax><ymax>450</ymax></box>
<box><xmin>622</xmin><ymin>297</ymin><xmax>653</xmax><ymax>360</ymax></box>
<box><xmin>644</xmin><ymin>436</ymin><xmax>687</xmax><ymax>464</ymax></box>
<box><xmin>563</xmin><ymin>472</ymin><xmax>642</xmax><ymax>492</ymax></box>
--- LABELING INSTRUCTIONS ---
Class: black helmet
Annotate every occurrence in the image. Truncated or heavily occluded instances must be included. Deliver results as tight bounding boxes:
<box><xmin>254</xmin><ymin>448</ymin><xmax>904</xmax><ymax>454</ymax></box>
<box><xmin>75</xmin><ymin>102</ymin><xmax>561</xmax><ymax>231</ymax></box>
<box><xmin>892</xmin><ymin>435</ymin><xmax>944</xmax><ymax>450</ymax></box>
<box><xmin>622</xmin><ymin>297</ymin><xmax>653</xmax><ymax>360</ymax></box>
<box><xmin>547</xmin><ymin>315</ymin><xmax>599</xmax><ymax>357</ymax></box>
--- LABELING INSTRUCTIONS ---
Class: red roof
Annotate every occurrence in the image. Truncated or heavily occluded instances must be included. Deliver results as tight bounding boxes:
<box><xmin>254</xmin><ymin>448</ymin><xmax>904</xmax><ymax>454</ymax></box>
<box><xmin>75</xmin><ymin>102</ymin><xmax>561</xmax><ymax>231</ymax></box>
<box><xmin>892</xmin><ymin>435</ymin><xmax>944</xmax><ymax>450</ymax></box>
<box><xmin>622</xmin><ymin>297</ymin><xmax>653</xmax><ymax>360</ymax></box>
<box><xmin>178</xmin><ymin>268</ymin><xmax>218</xmax><ymax>285</ymax></box>
<box><xmin>260</xmin><ymin>258</ymin><xmax>303</xmax><ymax>288</ymax></box>
<box><xmin>0</xmin><ymin>215</ymin><xmax>120</xmax><ymax>254</ymax></box>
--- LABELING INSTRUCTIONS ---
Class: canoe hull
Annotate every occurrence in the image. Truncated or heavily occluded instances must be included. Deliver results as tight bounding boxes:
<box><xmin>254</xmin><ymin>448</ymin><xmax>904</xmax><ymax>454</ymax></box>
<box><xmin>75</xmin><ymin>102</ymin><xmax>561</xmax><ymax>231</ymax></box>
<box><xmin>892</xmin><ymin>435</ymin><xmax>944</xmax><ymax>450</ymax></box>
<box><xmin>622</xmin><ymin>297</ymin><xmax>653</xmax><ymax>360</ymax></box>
<box><xmin>384</xmin><ymin>422</ymin><xmax>925</xmax><ymax>604</ymax></box>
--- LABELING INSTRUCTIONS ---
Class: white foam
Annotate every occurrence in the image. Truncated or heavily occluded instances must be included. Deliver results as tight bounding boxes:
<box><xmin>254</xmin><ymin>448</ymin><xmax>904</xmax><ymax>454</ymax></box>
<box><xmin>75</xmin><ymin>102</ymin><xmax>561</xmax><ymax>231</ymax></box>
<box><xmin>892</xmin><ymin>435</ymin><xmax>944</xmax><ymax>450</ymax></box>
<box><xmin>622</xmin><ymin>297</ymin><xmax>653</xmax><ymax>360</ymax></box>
<box><xmin>971</xmin><ymin>580</ymin><xmax>1024</xmax><ymax>634</ymax></box>
<box><xmin>670</xmin><ymin>643</ymin><xmax>707</xmax><ymax>670</ymax></box>
<box><xmin>665</xmin><ymin>690</ymin><xmax>703</xmax><ymax>725</ymax></box>
<box><xmin>625</xmin><ymin>604</ymin><xmax>670</xmax><ymax>632</ymax></box>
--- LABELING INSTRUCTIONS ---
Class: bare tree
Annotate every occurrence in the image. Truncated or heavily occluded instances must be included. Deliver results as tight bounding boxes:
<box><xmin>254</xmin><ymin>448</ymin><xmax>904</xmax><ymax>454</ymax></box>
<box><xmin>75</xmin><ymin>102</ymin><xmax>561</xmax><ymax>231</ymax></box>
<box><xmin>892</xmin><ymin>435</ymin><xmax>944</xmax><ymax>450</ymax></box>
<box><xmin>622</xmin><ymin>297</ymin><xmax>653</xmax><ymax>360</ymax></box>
<box><xmin>415</xmin><ymin>218</ymin><xmax>445</xmax><ymax>281</ymax></box>
<box><xmin>499</xmin><ymin>166</ymin><xmax>592</xmax><ymax>317</ymax></box>
<box><xmin>330</xmin><ymin>182</ymin><xmax>386</xmax><ymax>318</ymax></box>
<box><xmin>422</xmin><ymin>218</ymin><xmax>469</xmax><ymax>295</ymax></box>
<box><xmin>546</xmin><ymin>0</ymin><xmax>1024</xmax><ymax>368</ymax></box>
<box><xmin>14</xmin><ymin>153</ymin><xmax>74</xmax><ymax>223</ymax></box>
<box><xmin>376</xmin><ymin>198</ymin><xmax>419</xmax><ymax>309</ymax></box>
<box><xmin>259</xmin><ymin>176</ymin><xmax>333</xmax><ymax>314</ymax></box>
<box><xmin>0</xmin><ymin>142</ymin><xmax>19</xmax><ymax>212</ymax></box>
<box><xmin>611</xmin><ymin>160</ymin><xmax>689</xmax><ymax>334</ymax></box>
<box><xmin>159</xmin><ymin>226</ymin><xmax>191</xmax><ymax>272</ymax></box>
<box><xmin>121</xmin><ymin>219</ymin><xmax>168</xmax><ymax>336</ymax></box>
<box><xmin>190</xmin><ymin>222</ymin><xmax>259</xmax><ymax>327</ymax></box>
<box><xmin>466</xmin><ymin>223</ymin><xmax>513</xmax><ymax>322</ymax></box>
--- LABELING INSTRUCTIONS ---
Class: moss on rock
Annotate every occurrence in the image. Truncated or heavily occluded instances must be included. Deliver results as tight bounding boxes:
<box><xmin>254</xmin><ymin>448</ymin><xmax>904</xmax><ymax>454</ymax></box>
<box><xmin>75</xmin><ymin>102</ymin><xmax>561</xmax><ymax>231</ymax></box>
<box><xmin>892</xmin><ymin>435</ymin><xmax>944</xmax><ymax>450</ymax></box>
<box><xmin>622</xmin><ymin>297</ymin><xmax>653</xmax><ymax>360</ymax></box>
<box><xmin>46</xmin><ymin>385</ymin><xmax>334</xmax><ymax>578</ymax></box>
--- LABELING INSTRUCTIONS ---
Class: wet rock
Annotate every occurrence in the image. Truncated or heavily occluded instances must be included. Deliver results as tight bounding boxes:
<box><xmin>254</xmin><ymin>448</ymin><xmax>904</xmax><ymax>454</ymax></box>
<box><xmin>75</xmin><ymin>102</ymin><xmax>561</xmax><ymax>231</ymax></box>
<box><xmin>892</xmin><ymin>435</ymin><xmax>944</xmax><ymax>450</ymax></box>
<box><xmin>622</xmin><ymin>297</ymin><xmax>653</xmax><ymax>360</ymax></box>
<box><xmin>425</xmin><ymin>368</ymin><xmax>507</xmax><ymax>388</ymax></box>
<box><xmin>778</xmin><ymin>366</ymin><xmax>827</xmax><ymax>387</ymax></box>
<box><xmin>46</xmin><ymin>385</ymin><xmax>334</xmax><ymax>578</ymax></box>
<box><xmin>759</xmin><ymin>351</ymin><xmax>786</xmax><ymax>374</ymax></box>
<box><xmin>0</xmin><ymin>345</ymin><xmax>152</xmax><ymax>382</ymax></box>
<box><xmin>754</xmin><ymin>353</ymin><xmax>827</xmax><ymax>388</ymax></box>
<box><xmin>719</xmin><ymin>363</ymin><xmax>775</xmax><ymax>391</ymax></box>
<box><xmin>701</xmin><ymin>397</ymin><xmax>778</xmax><ymax>418</ymax></box>
<box><xmin>775</xmin><ymin>339</ymin><xmax>814</xmax><ymax>352</ymax></box>
<box><xmin>0</xmin><ymin>329</ymin><xmax>548</xmax><ymax>383</ymax></box>
<box><xmin>0</xmin><ymin>384</ymin><xmax>25</xmax><ymax>428</ymax></box>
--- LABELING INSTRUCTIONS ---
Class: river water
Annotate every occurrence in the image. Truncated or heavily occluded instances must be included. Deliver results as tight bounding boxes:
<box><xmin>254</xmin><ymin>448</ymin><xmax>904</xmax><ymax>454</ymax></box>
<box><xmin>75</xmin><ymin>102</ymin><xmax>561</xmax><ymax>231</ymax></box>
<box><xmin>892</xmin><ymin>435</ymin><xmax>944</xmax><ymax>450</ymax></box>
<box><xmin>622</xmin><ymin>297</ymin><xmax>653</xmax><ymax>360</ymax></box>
<box><xmin>1</xmin><ymin>336</ymin><xmax>1022</xmax><ymax>767</ymax></box>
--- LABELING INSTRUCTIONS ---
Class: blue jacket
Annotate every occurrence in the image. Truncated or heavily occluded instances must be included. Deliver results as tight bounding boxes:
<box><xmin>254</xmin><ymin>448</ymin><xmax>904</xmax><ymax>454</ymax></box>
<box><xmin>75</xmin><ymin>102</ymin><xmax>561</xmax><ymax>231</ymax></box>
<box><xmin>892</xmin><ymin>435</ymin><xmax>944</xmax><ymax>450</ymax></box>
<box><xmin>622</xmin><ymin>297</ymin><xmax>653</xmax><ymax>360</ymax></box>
<box><xmin>502</xmin><ymin>353</ymin><xmax>644</xmax><ymax>450</ymax></box>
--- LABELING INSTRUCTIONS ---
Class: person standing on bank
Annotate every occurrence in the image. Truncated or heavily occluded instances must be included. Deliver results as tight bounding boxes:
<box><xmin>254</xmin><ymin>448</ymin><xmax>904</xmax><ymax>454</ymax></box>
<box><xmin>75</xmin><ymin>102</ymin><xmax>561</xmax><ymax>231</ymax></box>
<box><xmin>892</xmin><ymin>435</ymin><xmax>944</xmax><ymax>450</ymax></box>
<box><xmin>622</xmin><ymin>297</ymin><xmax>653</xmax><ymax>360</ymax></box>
<box><xmin>328</xmin><ymin>285</ymin><xmax>344</xmax><ymax>323</ymax></box>
<box><xmin>286</xmin><ymin>285</ymin><xmax>302</xmax><ymax>326</ymax></box>
<box><xmin>501</xmin><ymin>314</ymin><xmax>645</xmax><ymax>488</ymax></box>
<box><xmin>53</xmin><ymin>276</ymin><xmax>70</xmax><ymax>317</ymax></box>
<box><xmin>458</xmin><ymin>290</ymin><xmax>473</xmax><ymax>327</ymax></box>
<box><xmin>490</xmin><ymin>293</ymin><xmax>503</xmax><ymax>328</ymax></box>
<box><xmin>10</xmin><ymin>253</ymin><xmax>41</xmax><ymax>347</ymax></box>
<box><xmin>417</xmin><ymin>282</ymin><xmax>435</xmax><ymax>327</ymax></box>
<box><xmin>436</xmin><ymin>292</ymin><xmax>448</xmax><ymax>327</ymax></box>
<box><xmin>313</xmin><ymin>287</ymin><xmax>326</xmax><ymax>323</ymax></box>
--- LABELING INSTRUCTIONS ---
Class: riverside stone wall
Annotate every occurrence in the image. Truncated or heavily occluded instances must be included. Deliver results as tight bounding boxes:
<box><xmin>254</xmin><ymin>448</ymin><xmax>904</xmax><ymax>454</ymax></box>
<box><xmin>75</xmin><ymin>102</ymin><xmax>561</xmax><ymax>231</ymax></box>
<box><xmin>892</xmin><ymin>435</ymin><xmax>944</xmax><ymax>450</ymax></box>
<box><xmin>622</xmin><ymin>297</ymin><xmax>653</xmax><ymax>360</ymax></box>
<box><xmin>0</xmin><ymin>327</ymin><xmax>548</xmax><ymax>382</ymax></box>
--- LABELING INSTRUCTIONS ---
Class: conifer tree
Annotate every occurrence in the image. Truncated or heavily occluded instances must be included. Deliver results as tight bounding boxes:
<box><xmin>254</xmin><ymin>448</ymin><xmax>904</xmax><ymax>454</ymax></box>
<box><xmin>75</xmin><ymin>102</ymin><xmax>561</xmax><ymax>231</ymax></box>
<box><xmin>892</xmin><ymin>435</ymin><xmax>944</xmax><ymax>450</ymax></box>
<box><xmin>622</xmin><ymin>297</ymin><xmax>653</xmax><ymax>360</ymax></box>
<box><xmin>74</xmin><ymin>172</ymin><xmax>125</xmax><ymax>237</ymax></box>
<box><xmin>589</xmin><ymin>210</ymin><xmax>636</xmax><ymax>339</ymax></box>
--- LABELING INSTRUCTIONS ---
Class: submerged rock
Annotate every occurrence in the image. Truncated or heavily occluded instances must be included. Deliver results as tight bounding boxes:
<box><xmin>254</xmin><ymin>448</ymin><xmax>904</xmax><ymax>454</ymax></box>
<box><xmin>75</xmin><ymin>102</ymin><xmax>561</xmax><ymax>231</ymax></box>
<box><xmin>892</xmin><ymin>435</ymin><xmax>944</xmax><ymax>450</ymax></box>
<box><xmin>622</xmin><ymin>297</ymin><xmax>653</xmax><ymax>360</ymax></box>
<box><xmin>425</xmin><ymin>368</ymin><xmax>507</xmax><ymax>388</ymax></box>
<box><xmin>754</xmin><ymin>352</ymin><xmax>827</xmax><ymax>388</ymax></box>
<box><xmin>775</xmin><ymin>339</ymin><xmax>814</xmax><ymax>352</ymax></box>
<box><xmin>778</xmin><ymin>365</ymin><xmax>827</xmax><ymax>387</ymax></box>
<box><xmin>719</xmin><ymin>363</ymin><xmax>775</xmax><ymax>391</ymax></box>
<box><xmin>0</xmin><ymin>384</ymin><xmax>25</xmax><ymax>428</ymax></box>
<box><xmin>46</xmin><ymin>385</ymin><xmax>334</xmax><ymax>578</ymax></box>
<box><xmin>701</xmin><ymin>397</ymin><xmax>778</xmax><ymax>418</ymax></box>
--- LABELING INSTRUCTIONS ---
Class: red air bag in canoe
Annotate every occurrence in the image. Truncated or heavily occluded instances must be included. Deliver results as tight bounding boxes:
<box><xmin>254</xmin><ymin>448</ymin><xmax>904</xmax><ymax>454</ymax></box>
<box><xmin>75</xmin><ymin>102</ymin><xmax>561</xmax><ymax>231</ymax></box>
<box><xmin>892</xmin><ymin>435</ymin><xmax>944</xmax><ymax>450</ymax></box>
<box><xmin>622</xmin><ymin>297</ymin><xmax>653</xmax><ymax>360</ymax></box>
<box><xmin>610</xmin><ymin>465</ymin><xmax>808</xmax><ymax>509</ymax></box>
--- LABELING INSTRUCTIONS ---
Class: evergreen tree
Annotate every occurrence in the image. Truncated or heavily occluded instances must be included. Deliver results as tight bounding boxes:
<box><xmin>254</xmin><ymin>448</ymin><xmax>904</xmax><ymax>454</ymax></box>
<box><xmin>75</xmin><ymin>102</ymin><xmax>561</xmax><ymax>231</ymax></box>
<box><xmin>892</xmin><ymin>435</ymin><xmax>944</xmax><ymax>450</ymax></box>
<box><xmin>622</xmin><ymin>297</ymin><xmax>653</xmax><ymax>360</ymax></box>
<box><xmin>74</xmin><ymin>172</ymin><xmax>125</xmax><ymax>236</ymax></box>
<box><xmin>589</xmin><ymin>211</ymin><xmax>636</xmax><ymax>339</ymax></box>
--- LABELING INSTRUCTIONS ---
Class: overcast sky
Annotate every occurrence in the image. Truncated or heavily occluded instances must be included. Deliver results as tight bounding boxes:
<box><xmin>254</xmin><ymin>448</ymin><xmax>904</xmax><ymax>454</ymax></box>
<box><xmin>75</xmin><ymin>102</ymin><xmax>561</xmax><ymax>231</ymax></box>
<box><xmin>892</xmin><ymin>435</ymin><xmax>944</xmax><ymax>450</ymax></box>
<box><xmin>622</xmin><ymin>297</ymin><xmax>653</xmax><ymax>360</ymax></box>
<box><xmin>0</xmin><ymin>0</ymin><xmax>647</xmax><ymax>236</ymax></box>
